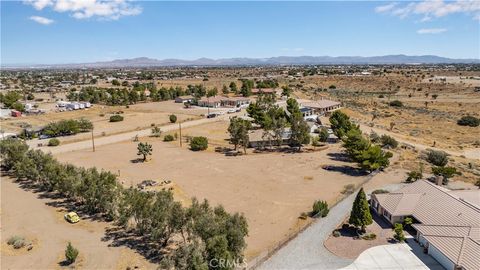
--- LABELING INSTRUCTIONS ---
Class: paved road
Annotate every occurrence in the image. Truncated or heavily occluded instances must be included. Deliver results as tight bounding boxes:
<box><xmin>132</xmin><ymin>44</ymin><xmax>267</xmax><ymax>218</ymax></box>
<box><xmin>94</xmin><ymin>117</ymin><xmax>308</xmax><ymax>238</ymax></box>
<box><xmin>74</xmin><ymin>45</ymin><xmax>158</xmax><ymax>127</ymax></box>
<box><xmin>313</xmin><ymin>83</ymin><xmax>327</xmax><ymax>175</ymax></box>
<box><xmin>259</xmin><ymin>189</ymin><xmax>358</xmax><ymax>270</ymax></box>
<box><xmin>28</xmin><ymin>113</ymin><xmax>233</xmax><ymax>154</ymax></box>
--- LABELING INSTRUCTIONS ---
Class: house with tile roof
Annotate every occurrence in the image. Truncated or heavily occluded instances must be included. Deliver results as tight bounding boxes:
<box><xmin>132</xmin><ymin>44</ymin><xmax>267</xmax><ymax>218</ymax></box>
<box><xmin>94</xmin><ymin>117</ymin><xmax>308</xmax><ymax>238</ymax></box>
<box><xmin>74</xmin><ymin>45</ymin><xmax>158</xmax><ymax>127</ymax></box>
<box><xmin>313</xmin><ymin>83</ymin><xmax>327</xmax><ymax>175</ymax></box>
<box><xmin>370</xmin><ymin>180</ymin><xmax>480</xmax><ymax>270</ymax></box>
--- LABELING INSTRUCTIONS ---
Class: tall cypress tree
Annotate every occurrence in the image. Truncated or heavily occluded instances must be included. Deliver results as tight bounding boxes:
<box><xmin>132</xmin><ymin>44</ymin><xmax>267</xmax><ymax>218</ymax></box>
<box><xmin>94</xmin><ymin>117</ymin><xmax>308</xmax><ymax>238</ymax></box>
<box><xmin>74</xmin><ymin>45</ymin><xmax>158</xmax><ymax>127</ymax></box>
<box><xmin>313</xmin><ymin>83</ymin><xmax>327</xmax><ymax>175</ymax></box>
<box><xmin>348</xmin><ymin>188</ymin><xmax>372</xmax><ymax>232</ymax></box>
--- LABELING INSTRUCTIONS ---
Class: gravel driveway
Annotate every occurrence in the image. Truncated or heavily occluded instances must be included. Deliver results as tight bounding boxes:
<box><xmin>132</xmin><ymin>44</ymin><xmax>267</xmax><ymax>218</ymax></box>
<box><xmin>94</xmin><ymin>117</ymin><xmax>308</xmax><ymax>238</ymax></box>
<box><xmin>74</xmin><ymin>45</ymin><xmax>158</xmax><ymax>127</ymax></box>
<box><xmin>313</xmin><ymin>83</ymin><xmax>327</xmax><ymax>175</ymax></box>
<box><xmin>259</xmin><ymin>190</ymin><xmax>358</xmax><ymax>270</ymax></box>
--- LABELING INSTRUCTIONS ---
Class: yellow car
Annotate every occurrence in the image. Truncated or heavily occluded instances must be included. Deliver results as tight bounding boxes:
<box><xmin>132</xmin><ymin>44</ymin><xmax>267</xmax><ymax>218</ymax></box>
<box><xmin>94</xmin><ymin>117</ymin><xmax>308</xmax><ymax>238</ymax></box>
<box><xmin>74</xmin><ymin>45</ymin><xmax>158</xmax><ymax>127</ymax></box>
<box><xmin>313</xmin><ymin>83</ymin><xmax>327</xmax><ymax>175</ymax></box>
<box><xmin>64</xmin><ymin>212</ymin><xmax>80</xmax><ymax>223</ymax></box>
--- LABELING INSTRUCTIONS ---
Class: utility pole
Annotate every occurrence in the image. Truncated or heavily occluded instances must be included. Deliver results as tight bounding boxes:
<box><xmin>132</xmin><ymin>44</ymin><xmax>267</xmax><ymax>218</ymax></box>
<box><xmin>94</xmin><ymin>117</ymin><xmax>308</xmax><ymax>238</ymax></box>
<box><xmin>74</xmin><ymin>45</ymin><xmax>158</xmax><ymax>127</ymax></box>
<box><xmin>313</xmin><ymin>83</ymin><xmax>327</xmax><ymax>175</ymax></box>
<box><xmin>91</xmin><ymin>128</ymin><xmax>95</xmax><ymax>152</ymax></box>
<box><xmin>179</xmin><ymin>123</ymin><xmax>182</xmax><ymax>147</ymax></box>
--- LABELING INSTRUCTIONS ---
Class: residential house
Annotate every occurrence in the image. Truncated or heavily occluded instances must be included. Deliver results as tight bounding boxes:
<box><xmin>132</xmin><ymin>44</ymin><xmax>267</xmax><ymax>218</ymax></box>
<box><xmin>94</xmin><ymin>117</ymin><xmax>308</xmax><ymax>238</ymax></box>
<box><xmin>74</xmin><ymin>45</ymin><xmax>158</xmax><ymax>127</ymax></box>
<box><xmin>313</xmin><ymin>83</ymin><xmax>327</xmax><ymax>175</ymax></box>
<box><xmin>197</xmin><ymin>96</ymin><xmax>223</xmax><ymax>108</ymax></box>
<box><xmin>371</xmin><ymin>180</ymin><xmax>480</xmax><ymax>270</ymax></box>
<box><xmin>299</xmin><ymin>99</ymin><xmax>342</xmax><ymax>116</ymax></box>
<box><xmin>221</xmin><ymin>97</ymin><xmax>250</xmax><ymax>108</ymax></box>
<box><xmin>175</xmin><ymin>95</ymin><xmax>194</xmax><ymax>103</ymax></box>
<box><xmin>248</xmin><ymin>128</ymin><xmax>291</xmax><ymax>148</ymax></box>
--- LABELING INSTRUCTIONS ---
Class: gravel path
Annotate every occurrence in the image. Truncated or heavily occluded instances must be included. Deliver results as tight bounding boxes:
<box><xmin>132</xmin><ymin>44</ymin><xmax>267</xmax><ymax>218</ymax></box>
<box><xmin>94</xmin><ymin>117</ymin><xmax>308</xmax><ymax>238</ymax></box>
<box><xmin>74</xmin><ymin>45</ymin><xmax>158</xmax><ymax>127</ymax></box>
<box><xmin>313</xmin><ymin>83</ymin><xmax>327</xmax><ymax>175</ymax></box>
<box><xmin>258</xmin><ymin>172</ymin><xmax>404</xmax><ymax>270</ymax></box>
<box><xmin>259</xmin><ymin>190</ymin><xmax>358</xmax><ymax>270</ymax></box>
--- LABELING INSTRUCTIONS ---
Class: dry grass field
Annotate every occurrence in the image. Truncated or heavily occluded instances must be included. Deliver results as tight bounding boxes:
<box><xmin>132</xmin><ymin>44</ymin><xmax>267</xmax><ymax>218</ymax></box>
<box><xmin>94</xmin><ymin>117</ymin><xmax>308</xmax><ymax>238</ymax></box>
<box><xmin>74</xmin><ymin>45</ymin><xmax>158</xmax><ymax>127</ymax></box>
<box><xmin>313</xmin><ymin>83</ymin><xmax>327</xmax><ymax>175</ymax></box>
<box><xmin>54</xmin><ymin>135</ymin><xmax>372</xmax><ymax>259</ymax></box>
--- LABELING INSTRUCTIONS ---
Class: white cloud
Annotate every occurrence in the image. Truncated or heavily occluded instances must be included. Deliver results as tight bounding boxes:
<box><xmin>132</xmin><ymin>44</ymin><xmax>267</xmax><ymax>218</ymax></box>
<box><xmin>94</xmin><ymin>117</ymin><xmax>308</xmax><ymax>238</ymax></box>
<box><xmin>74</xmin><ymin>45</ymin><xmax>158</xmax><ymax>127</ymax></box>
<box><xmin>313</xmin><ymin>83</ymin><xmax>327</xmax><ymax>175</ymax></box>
<box><xmin>375</xmin><ymin>0</ymin><xmax>480</xmax><ymax>21</ymax></box>
<box><xmin>375</xmin><ymin>3</ymin><xmax>398</xmax><ymax>13</ymax></box>
<box><xmin>29</xmin><ymin>15</ymin><xmax>54</xmax><ymax>25</ymax></box>
<box><xmin>24</xmin><ymin>0</ymin><xmax>142</xmax><ymax>20</ymax></box>
<box><xmin>417</xmin><ymin>28</ymin><xmax>448</xmax><ymax>34</ymax></box>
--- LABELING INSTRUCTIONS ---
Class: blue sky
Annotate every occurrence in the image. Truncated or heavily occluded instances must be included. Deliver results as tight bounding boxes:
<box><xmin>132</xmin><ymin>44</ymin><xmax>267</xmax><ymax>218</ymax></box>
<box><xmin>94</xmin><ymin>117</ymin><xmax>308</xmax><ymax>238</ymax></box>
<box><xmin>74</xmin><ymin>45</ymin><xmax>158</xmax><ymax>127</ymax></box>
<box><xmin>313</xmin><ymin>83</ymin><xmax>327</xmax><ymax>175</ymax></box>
<box><xmin>1</xmin><ymin>1</ymin><xmax>479</xmax><ymax>64</ymax></box>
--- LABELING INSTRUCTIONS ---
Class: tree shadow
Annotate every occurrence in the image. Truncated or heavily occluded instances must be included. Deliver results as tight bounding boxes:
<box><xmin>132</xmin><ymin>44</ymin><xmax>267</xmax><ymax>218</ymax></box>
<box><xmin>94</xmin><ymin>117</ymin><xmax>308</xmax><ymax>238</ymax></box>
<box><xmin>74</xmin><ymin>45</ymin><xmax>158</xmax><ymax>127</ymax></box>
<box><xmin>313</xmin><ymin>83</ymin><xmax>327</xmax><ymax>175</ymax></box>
<box><xmin>102</xmin><ymin>226</ymin><xmax>167</xmax><ymax>264</ymax></box>
<box><xmin>322</xmin><ymin>165</ymin><xmax>368</xmax><ymax>177</ymax></box>
<box><xmin>130</xmin><ymin>158</ymin><xmax>146</xmax><ymax>164</ymax></box>
<box><xmin>327</xmin><ymin>152</ymin><xmax>351</xmax><ymax>162</ymax></box>
<box><xmin>14</xmin><ymin>178</ymin><xmax>107</xmax><ymax>222</ymax></box>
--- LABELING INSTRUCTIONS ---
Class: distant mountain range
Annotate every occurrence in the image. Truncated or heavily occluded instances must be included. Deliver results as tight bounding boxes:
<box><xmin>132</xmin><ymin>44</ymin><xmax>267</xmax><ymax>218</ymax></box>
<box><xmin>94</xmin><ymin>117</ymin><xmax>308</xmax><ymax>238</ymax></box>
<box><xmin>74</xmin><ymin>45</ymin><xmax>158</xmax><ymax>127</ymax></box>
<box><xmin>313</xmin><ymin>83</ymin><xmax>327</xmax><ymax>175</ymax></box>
<box><xmin>4</xmin><ymin>55</ymin><xmax>479</xmax><ymax>68</ymax></box>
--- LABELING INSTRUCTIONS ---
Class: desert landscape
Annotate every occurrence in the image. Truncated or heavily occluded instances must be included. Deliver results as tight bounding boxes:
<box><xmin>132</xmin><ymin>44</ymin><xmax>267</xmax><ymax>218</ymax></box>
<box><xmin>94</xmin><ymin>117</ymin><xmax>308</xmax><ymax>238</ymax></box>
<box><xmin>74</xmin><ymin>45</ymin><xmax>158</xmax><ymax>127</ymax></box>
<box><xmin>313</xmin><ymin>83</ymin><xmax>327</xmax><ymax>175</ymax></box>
<box><xmin>2</xmin><ymin>1</ymin><xmax>480</xmax><ymax>270</ymax></box>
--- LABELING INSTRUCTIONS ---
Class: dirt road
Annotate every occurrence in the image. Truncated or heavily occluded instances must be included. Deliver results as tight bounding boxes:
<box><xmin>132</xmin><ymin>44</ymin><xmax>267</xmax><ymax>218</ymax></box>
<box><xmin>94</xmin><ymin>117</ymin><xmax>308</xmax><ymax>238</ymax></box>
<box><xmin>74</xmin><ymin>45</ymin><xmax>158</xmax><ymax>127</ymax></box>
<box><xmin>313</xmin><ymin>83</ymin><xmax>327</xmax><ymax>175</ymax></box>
<box><xmin>28</xmin><ymin>113</ymin><xmax>236</xmax><ymax>155</ymax></box>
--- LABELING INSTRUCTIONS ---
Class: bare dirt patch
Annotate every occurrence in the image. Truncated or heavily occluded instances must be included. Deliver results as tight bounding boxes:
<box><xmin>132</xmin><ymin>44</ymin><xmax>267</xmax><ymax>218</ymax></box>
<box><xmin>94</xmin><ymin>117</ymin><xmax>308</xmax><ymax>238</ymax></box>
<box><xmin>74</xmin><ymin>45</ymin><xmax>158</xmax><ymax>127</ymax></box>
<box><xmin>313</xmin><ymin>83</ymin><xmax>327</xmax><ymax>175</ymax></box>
<box><xmin>1</xmin><ymin>177</ymin><xmax>155</xmax><ymax>270</ymax></box>
<box><xmin>55</xmin><ymin>136</ymin><xmax>366</xmax><ymax>258</ymax></box>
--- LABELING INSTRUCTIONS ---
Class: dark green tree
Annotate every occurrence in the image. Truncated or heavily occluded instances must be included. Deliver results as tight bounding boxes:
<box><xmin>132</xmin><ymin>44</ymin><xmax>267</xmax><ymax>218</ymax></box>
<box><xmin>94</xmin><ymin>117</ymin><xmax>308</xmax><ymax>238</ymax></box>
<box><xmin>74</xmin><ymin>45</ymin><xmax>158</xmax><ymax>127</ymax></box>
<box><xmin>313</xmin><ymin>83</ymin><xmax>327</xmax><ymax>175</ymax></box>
<box><xmin>137</xmin><ymin>142</ymin><xmax>153</xmax><ymax>161</ymax></box>
<box><xmin>349</xmin><ymin>188</ymin><xmax>372</xmax><ymax>232</ymax></box>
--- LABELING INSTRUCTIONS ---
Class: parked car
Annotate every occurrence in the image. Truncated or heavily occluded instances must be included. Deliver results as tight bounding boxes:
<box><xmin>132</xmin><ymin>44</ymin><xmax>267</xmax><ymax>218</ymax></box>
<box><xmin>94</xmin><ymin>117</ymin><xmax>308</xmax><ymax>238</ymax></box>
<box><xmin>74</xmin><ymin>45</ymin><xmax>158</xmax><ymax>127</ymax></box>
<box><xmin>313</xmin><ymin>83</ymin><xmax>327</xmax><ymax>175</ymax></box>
<box><xmin>207</xmin><ymin>113</ymin><xmax>217</xmax><ymax>118</ymax></box>
<box><xmin>64</xmin><ymin>212</ymin><xmax>80</xmax><ymax>223</ymax></box>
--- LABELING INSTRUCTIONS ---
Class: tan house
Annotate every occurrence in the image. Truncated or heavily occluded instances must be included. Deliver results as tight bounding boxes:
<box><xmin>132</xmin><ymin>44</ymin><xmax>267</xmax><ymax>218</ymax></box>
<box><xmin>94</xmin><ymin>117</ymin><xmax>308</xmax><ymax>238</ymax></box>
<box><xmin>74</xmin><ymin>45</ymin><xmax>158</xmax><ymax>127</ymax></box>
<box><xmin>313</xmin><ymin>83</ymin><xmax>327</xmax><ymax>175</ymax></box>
<box><xmin>300</xmin><ymin>99</ymin><xmax>342</xmax><ymax>116</ymax></box>
<box><xmin>197</xmin><ymin>96</ymin><xmax>223</xmax><ymax>108</ymax></box>
<box><xmin>221</xmin><ymin>97</ymin><xmax>251</xmax><ymax>108</ymax></box>
<box><xmin>371</xmin><ymin>180</ymin><xmax>480</xmax><ymax>270</ymax></box>
<box><xmin>175</xmin><ymin>95</ymin><xmax>194</xmax><ymax>103</ymax></box>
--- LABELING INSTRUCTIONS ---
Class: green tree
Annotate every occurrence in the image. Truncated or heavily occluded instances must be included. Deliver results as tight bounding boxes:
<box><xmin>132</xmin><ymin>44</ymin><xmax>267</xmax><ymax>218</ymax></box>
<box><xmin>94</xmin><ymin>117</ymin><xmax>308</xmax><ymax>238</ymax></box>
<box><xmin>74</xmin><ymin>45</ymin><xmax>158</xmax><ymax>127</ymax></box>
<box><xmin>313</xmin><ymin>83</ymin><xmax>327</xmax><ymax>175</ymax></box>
<box><xmin>222</xmin><ymin>85</ymin><xmax>229</xmax><ymax>95</ymax></box>
<box><xmin>432</xmin><ymin>166</ymin><xmax>459</xmax><ymax>184</ymax></box>
<box><xmin>65</xmin><ymin>242</ymin><xmax>79</xmax><ymax>264</ymax></box>
<box><xmin>312</xmin><ymin>200</ymin><xmax>329</xmax><ymax>217</ymax></box>
<box><xmin>393</xmin><ymin>223</ymin><xmax>406</xmax><ymax>242</ymax></box>
<box><xmin>228</xmin><ymin>117</ymin><xmax>251</xmax><ymax>153</ymax></box>
<box><xmin>190</xmin><ymin>137</ymin><xmax>208</xmax><ymax>151</ymax></box>
<box><xmin>240</xmin><ymin>80</ymin><xmax>254</xmax><ymax>97</ymax></box>
<box><xmin>281</xmin><ymin>86</ymin><xmax>292</xmax><ymax>97</ymax></box>
<box><xmin>229</xmin><ymin>82</ymin><xmax>238</xmax><ymax>94</ymax></box>
<box><xmin>357</xmin><ymin>145</ymin><xmax>393</xmax><ymax>172</ymax></box>
<box><xmin>137</xmin><ymin>142</ymin><xmax>153</xmax><ymax>161</ymax></box>
<box><xmin>329</xmin><ymin>111</ymin><xmax>359</xmax><ymax>139</ymax></box>
<box><xmin>349</xmin><ymin>188</ymin><xmax>372</xmax><ymax>232</ymax></box>
<box><xmin>318</xmin><ymin>127</ymin><xmax>329</xmax><ymax>142</ymax></box>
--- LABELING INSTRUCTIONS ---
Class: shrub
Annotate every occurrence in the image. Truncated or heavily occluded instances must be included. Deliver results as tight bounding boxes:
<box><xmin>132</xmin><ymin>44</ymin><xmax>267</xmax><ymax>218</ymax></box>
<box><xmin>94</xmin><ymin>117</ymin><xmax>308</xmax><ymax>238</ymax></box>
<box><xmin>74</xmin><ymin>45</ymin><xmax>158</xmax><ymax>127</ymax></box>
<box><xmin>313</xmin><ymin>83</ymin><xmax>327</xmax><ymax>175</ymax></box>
<box><xmin>378</xmin><ymin>94</ymin><xmax>385</xmax><ymax>98</ymax></box>
<box><xmin>13</xmin><ymin>239</ymin><xmax>27</xmax><ymax>249</ymax></box>
<box><xmin>65</xmin><ymin>242</ymin><xmax>79</xmax><ymax>264</ymax></box>
<box><xmin>47</xmin><ymin>138</ymin><xmax>60</xmax><ymax>147</ymax></box>
<box><xmin>169</xmin><ymin>114</ymin><xmax>177</xmax><ymax>123</ymax></box>
<box><xmin>190</xmin><ymin>136</ymin><xmax>208</xmax><ymax>151</ymax></box>
<box><xmin>380</xmin><ymin>135</ymin><xmax>398</xmax><ymax>149</ymax></box>
<box><xmin>341</xmin><ymin>184</ymin><xmax>355</xmax><ymax>195</ymax></box>
<box><xmin>312</xmin><ymin>200</ymin><xmax>329</xmax><ymax>217</ymax></box>
<box><xmin>332</xmin><ymin>230</ymin><xmax>341</xmax><ymax>237</ymax></box>
<box><xmin>457</xmin><ymin>116</ymin><xmax>480</xmax><ymax>127</ymax></box>
<box><xmin>109</xmin><ymin>115</ymin><xmax>124</xmax><ymax>122</ymax></box>
<box><xmin>362</xmin><ymin>233</ymin><xmax>377</xmax><ymax>240</ymax></box>
<box><xmin>389</xmin><ymin>100</ymin><xmax>403</xmax><ymax>107</ymax></box>
<box><xmin>406</xmin><ymin>170</ymin><xmax>422</xmax><ymax>182</ymax></box>
<box><xmin>7</xmin><ymin>236</ymin><xmax>26</xmax><ymax>249</ymax></box>
<box><xmin>426</xmin><ymin>150</ymin><xmax>448</xmax><ymax>166</ymax></box>
<box><xmin>163</xmin><ymin>134</ymin><xmax>174</xmax><ymax>142</ymax></box>
<box><xmin>151</xmin><ymin>126</ymin><xmax>162</xmax><ymax>137</ymax></box>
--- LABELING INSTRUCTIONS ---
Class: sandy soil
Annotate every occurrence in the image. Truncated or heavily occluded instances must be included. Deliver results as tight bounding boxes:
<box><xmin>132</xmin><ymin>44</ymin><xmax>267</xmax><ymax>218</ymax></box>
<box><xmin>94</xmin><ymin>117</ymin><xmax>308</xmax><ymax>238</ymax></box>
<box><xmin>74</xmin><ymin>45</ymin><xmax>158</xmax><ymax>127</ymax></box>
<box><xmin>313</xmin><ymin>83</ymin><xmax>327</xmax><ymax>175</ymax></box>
<box><xmin>55</xmin><ymin>138</ymin><xmax>368</xmax><ymax>259</ymax></box>
<box><xmin>0</xmin><ymin>176</ymin><xmax>155</xmax><ymax>270</ymax></box>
